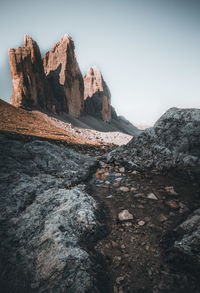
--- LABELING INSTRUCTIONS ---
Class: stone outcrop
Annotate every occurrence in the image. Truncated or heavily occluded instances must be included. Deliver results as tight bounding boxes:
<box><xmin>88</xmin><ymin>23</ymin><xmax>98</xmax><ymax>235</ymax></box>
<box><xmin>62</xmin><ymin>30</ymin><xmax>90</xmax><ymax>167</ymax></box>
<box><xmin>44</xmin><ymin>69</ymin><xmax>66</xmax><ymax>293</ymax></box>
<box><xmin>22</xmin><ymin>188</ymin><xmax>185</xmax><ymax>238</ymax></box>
<box><xmin>43</xmin><ymin>34</ymin><xmax>84</xmax><ymax>117</ymax></box>
<box><xmin>106</xmin><ymin>108</ymin><xmax>200</xmax><ymax>174</ymax></box>
<box><xmin>8</xmin><ymin>35</ymin><xmax>52</xmax><ymax>109</ymax></box>
<box><xmin>84</xmin><ymin>66</ymin><xmax>111</xmax><ymax>122</ymax></box>
<box><xmin>0</xmin><ymin>132</ymin><xmax>108</xmax><ymax>293</ymax></box>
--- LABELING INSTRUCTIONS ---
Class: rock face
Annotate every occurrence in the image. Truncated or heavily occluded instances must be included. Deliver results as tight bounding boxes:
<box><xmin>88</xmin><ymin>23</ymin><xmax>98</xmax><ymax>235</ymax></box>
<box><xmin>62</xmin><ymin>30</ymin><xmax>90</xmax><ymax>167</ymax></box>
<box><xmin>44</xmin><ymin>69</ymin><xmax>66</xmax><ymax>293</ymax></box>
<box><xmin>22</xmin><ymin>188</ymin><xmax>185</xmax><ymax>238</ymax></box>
<box><xmin>106</xmin><ymin>108</ymin><xmax>200</xmax><ymax>174</ymax></box>
<box><xmin>8</xmin><ymin>35</ymin><xmax>52</xmax><ymax>109</ymax></box>
<box><xmin>9</xmin><ymin>34</ymin><xmax>84</xmax><ymax>117</ymax></box>
<box><xmin>0</xmin><ymin>132</ymin><xmax>107</xmax><ymax>293</ymax></box>
<box><xmin>84</xmin><ymin>66</ymin><xmax>111</xmax><ymax>122</ymax></box>
<box><xmin>43</xmin><ymin>34</ymin><xmax>84</xmax><ymax>117</ymax></box>
<box><xmin>165</xmin><ymin>208</ymin><xmax>200</xmax><ymax>273</ymax></box>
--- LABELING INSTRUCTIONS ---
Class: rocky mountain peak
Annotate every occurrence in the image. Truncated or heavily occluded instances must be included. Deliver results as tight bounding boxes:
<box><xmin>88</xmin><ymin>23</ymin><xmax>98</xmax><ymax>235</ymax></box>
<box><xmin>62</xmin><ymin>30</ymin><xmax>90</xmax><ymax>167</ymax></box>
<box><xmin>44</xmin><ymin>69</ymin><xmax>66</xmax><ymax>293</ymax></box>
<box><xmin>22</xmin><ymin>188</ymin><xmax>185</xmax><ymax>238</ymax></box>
<box><xmin>60</xmin><ymin>33</ymin><xmax>72</xmax><ymax>42</ymax></box>
<box><xmin>84</xmin><ymin>66</ymin><xmax>111</xmax><ymax>122</ymax></box>
<box><xmin>24</xmin><ymin>34</ymin><xmax>35</xmax><ymax>48</ymax></box>
<box><xmin>84</xmin><ymin>66</ymin><xmax>110</xmax><ymax>99</ymax></box>
<box><xmin>43</xmin><ymin>34</ymin><xmax>84</xmax><ymax>117</ymax></box>
<box><xmin>8</xmin><ymin>35</ymin><xmax>48</xmax><ymax>109</ymax></box>
<box><xmin>8</xmin><ymin>34</ymin><xmax>117</xmax><ymax>121</ymax></box>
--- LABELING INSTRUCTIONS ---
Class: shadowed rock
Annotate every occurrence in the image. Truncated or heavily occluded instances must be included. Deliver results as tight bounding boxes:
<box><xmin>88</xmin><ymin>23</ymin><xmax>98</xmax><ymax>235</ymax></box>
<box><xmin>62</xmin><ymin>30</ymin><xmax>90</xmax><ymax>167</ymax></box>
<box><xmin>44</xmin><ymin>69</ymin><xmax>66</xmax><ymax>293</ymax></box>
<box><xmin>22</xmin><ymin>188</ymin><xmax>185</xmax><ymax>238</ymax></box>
<box><xmin>0</xmin><ymin>132</ymin><xmax>108</xmax><ymax>293</ymax></box>
<box><xmin>163</xmin><ymin>209</ymin><xmax>200</xmax><ymax>275</ymax></box>
<box><xmin>84</xmin><ymin>66</ymin><xmax>111</xmax><ymax>122</ymax></box>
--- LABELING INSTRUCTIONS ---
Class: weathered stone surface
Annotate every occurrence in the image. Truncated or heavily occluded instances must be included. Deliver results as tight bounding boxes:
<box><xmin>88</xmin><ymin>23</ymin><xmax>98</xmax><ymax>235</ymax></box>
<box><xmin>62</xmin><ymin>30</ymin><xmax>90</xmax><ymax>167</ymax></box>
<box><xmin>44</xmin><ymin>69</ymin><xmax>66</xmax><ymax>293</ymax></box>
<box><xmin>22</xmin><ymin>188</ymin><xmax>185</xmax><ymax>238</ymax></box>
<box><xmin>166</xmin><ymin>209</ymin><xmax>200</xmax><ymax>273</ymax></box>
<box><xmin>8</xmin><ymin>35</ymin><xmax>52</xmax><ymax>110</ymax></box>
<box><xmin>43</xmin><ymin>34</ymin><xmax>84</xmax><ymax>117</ymax></box>
<box><xmin>106</xmin><ymin>108</ymin><xmax>200</xmax><ymax>175</ymax></box>
<box><xmin>0</xmin><ymin>133</ymin><xmax>107</xmax><ymax>293</ymax></box>
<box><xmin>84</xmin><ymin>66</ymin><xmax>111</xmax><ymax>122</ymax></box>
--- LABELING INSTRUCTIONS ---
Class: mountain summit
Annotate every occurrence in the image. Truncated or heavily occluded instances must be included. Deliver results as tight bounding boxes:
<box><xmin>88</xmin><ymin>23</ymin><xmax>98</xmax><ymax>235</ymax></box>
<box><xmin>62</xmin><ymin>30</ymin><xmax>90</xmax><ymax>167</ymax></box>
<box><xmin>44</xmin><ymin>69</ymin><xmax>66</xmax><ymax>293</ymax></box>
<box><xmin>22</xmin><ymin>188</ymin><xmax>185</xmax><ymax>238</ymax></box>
<box><xmin>84</xmin><ymin>66</ymin><xmax>111</xmax><ymax>122</ymax></box>
<box><xmin>8</xmin><ymin>34</ymin><xmax>115</xmax><ymax>122</ymax></box>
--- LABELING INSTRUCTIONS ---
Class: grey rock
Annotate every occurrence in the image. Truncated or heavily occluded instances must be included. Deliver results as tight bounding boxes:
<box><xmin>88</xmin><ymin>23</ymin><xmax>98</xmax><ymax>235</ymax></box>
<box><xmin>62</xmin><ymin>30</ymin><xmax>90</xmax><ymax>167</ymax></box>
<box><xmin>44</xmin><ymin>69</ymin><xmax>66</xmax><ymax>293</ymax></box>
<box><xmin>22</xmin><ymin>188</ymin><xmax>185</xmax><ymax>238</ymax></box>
<box><xmin>166</xmin><ymin>209</ymin><xmax>200</xmax><ymax>273</ymax></box>
<box><xmin>0</xmin><ymin>133</ymin><xmax>105</xmax><ymax>293</ymax></box>
<box><xmin>106</xmin><ymin>108</ymin><xmax>200</xmax><ymax>175</ymax></box>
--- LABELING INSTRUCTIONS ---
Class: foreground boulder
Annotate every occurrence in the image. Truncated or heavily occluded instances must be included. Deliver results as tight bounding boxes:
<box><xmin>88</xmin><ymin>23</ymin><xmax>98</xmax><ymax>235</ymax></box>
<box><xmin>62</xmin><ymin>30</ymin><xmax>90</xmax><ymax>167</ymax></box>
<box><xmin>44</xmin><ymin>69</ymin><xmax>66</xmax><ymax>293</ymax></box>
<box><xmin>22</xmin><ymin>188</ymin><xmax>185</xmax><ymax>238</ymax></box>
<box><xmin>106</xmin><ymin>108</ymin><xmax>200</xmax><ymax>174</ymax></box>
<box><xmin>0</xmin><ymin>132</ymin><xmax>107</xmax><ymax>293</ymax></box>
<box><xmin>84</xmin><ymin>66</ymin><xmax>111</xmax><ymax>122</ymax></box>
<box><xmin>164</xmin><ymin>208</ymin><xmax>200</xmax><ymax>274</ymax></box>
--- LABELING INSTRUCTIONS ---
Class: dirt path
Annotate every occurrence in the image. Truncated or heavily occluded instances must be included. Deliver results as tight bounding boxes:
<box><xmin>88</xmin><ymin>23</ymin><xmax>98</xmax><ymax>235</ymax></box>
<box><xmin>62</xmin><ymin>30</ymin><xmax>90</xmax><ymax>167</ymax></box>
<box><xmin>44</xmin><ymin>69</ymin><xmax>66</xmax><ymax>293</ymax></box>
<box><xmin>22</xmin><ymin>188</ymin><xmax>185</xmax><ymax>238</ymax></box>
<box><xmin>88</xmin><ymin>161</ymin><xmax>200</xmax><ymax>293</ymax></box>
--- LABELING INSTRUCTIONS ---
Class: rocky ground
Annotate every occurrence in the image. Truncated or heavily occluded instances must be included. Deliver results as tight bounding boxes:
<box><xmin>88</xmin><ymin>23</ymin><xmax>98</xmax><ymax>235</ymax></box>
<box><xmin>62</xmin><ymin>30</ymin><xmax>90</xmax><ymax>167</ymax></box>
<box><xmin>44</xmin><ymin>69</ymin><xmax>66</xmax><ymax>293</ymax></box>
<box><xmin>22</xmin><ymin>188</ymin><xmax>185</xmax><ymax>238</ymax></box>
<box><xmin>90</xmin><ymin>160</ymin><xmax>200</xmax><ymax>293</ymax></box>
<box><xmin>0</xmin><ymin>130</ymin><xmax>200</xmax><ymax>293</ymax></box>
<box><xmin>0</xmin><ymin>107</ymin><xmax>200</xmax><ymax>293</ymax></box>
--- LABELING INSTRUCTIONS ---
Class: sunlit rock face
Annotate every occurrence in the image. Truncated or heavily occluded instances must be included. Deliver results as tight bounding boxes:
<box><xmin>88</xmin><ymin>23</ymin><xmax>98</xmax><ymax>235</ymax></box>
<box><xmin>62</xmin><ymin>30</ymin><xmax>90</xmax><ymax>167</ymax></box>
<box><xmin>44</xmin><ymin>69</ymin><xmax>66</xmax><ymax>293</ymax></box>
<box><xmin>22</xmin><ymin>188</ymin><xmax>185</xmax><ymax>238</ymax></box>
<box><xmin>43</xmin><ymin>34</ymin><xmax>84</xmax><ymax>117</ymax></box>
<box><xmin>84</xmin><ymin>66</ymin><xmax>111</xmax><ymax>122</ymax></box>
<box><xmin>8</xmin><ymin>35</ymin><xmax>52</xmax><ymax>110</ymax></box>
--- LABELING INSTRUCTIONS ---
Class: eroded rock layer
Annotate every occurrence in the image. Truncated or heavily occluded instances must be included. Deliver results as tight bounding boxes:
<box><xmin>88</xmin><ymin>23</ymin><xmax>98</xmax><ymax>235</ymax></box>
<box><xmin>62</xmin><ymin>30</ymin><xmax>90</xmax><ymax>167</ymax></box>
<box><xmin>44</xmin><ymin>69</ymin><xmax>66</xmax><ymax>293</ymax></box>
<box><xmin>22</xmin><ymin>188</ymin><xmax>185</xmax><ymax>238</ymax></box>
<box><xmin>84</xmin><ymin>66</ymin><xmax>111</xmax><ymax>122</ymax></box>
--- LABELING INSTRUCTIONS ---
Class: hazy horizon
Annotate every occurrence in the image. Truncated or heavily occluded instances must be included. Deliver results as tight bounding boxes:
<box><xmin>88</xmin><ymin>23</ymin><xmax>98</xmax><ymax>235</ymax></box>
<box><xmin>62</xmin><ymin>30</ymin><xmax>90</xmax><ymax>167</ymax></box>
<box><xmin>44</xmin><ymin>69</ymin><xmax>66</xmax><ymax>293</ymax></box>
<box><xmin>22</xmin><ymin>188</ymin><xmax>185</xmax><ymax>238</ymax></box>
<box><xmin>0</xmin><ymin>0</ymin><xmax>199</xmax><ymax>126</ymax></box>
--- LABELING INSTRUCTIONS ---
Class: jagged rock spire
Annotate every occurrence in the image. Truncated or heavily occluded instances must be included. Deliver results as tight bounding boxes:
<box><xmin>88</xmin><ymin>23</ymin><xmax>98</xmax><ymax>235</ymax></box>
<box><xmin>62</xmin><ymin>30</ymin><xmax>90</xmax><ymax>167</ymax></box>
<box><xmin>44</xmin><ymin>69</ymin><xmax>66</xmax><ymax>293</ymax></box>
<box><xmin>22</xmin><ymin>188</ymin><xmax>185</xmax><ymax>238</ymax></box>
<box><xmin>43</xmin><ymin>34</ymin><xmax>84</xmax><ymax>118</ymax></box>
<box><xmin>8</xmin><ymin>34</ymin><xmax>49</xmax><ymax>109</ymax></box>
<box><xmin>84</xmin><ymin>66</ymin><xmax>111</xmax><ymax>122</ymax></box>
<box><xmin>8</xmin><ymin>35</ymin><xmax>114</xmax><ymax>121</ymax></box>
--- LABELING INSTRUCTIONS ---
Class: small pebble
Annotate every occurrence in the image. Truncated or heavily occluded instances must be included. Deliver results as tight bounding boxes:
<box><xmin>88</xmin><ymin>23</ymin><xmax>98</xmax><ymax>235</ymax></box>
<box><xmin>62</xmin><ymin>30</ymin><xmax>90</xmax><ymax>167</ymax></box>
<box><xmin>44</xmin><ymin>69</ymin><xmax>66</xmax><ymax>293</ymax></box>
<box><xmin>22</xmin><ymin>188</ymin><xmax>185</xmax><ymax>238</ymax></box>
<box><xmin>118</xmin><ymin>210</ymin><xmax>133</xmax><ymax>221</ymax></box>
<box><xmin>165</xmin><ymin>186</ymin><xmax>178</xmax><ymax>195</ymax></box>
<box><xmin>138</xmin><ymin>220</ymin><xmax>145</xmax><ymax>226</ymax></box>
<box><xmin>147</xmin><ymin>193</ymin><xmax>158</xmax><ymax>200</ymax></box>
<box><xmin>119</xmin><ymin>186</ymin><xmax>129</xmax><ymax>192</ymax></box>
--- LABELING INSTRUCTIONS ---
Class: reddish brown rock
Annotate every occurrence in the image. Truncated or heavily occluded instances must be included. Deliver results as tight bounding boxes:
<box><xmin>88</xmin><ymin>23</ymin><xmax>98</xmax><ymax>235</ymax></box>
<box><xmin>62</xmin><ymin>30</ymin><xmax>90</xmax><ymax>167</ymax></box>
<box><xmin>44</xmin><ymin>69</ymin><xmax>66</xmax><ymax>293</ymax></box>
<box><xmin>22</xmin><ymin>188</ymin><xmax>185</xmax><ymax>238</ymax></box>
<box><xmin>8</xmin><ymin>35</ymin><xmax>52</xmax><ymax>110</ymax></box>
<box><xmin>8</xmin><ymin>34</ymin><xmax>115</xmax><ymax>121</ymax></box>
<box><xmin>84</xmin><ymin>66</ymin><xmax>111</xmax><ymax>122</ymax></box>
<box><xmin>43</xmin><ymin>34</ymin><xmax>84</xmax><ymax>117</ymax></box>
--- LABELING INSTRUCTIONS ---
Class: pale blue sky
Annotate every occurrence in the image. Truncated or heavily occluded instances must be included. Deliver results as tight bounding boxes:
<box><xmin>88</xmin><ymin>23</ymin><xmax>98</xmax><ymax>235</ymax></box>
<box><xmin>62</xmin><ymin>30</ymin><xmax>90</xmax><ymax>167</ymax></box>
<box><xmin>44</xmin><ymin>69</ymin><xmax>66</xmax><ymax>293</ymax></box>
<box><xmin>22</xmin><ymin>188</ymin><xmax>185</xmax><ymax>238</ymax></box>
<box><xmin>0</xmin><ymin>0</ymin><xmax>200</xmax><ymax>125</ymax></box>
